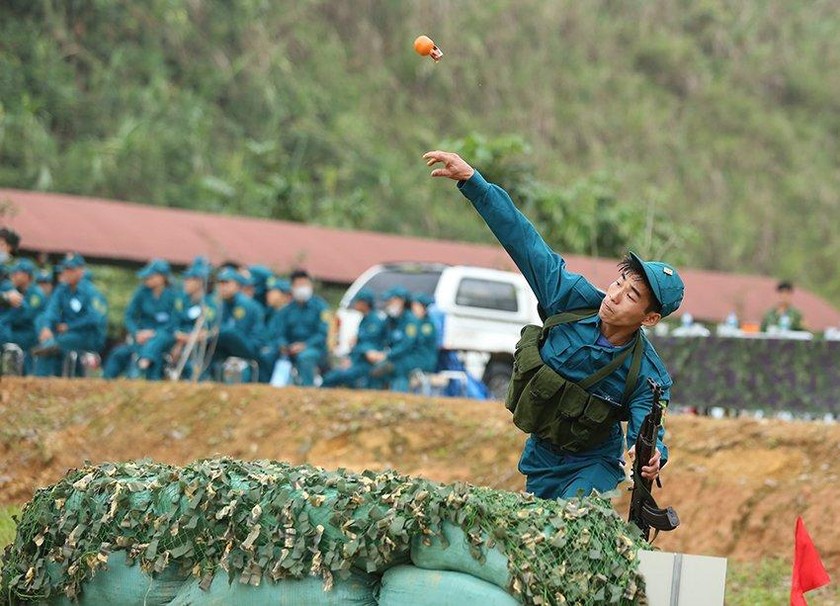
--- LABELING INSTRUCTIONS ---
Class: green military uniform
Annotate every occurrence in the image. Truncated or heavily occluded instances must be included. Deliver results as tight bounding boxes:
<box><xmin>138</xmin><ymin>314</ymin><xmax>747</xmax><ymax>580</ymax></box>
<box><xmin>760</xmin><ymin>306</ymin><xmax>804</xmax><ymax>332</ymax></box>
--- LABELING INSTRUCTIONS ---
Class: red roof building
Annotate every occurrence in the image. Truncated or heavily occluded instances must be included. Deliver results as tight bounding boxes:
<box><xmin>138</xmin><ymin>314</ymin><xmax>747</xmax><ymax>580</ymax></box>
<box><xmin>3</xmin><ymin>188</ymin><xmax>839</xmax><ymax>330</ymax></box>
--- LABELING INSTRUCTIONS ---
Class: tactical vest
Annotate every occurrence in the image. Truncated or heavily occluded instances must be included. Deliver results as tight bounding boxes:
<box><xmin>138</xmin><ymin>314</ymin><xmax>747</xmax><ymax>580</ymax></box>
<box><xmin>505</xmin><ymin>309</ymin><xmax>643</xmax><ymax>453</ymax></box>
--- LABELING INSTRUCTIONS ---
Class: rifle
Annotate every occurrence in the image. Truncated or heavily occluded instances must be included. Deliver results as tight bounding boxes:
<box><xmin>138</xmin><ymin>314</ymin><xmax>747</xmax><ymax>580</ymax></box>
<box><xmin>628</xmin><ymin>378</ymin><xmax>680</xmax><ymax>542</ymax></box>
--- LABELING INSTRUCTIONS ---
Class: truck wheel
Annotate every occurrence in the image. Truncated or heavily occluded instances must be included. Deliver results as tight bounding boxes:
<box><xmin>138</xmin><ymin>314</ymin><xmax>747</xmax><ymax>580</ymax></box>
<box><xmin>483</xmin><ymin>360</ymin><xmax>513</xmax><ymax>401</ymax></box>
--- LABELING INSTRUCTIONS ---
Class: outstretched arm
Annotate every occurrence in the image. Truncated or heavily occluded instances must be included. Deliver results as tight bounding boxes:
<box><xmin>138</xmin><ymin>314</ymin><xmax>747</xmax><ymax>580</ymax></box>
<box><xmin>424</xmin><ymin>150</ymin><xmax>598</xmax><ymax>314</ymax></box>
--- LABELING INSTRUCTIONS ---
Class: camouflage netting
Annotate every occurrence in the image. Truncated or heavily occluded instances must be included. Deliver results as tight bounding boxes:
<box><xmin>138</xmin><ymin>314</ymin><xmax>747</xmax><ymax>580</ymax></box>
<box><xmin>1</xmin><ymin>458</ymin><xmax>649</xmax><ymax>605</ymax></box>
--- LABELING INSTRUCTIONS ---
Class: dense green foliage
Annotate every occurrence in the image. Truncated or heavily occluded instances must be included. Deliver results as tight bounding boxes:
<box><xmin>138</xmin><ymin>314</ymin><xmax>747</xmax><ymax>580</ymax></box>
<box><xmin>2</xmin><ymin>1</ymin><xmax>839</xmax><ymax>299</ymax></box>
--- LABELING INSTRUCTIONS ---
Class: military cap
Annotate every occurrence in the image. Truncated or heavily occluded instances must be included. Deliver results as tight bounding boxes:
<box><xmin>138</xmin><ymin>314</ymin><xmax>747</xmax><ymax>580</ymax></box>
<box><xmin>58</xmin><ymin>253</ymin><xmax>86</xmax><ymax>271</ymax></box>
<box><xmin>412</xmin><ymin>293</ymin><xmax>435</xmax><ymax>307</ymax></box>
<box><xmin>9</xmin><ymin>258</ymin><xmax>36</xmax><ymax>276</ymax></box>
<box><xmin>137</xmin><ymin>258</ymin><xmax>171</xmax><ymax>279</ymax></box>
<box><xmin>216</xmin><ymin>267</ymin><xmax>247</xmax><ymax>285</ymax></box>
<box><xmin>266</xmin><ymin>276</ymin><xmax>291</xmax><ymax>293</ymax></box>
<box><xmin>629</xmin><ymin>251</ymin><xmax>684</xmax><ymax>318</ymax></box>
<box><xmin>381</xmin><ymin>286</ymin><xmax>411</xmax><ymax>301</ymax></box>
<box><xmin>351</xmin><ymin>288</ymin><xmax>376</xmax><ymax>306</ymax></box>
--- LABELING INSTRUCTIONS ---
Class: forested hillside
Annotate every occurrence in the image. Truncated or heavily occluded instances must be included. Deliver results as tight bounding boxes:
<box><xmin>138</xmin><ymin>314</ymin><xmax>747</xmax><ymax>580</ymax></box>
<box><xmin>2</xmin><ymin>1</ymin><xmax>839</xmax><ymax>299</ymax></box>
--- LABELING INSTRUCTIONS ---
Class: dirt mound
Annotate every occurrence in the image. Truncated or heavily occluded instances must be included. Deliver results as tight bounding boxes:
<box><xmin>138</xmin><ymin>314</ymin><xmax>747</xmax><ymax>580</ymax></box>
<box><xmin>0</xmin><ymin>378</ymin><xmax>837</xmax><ymax>570</ymax></box>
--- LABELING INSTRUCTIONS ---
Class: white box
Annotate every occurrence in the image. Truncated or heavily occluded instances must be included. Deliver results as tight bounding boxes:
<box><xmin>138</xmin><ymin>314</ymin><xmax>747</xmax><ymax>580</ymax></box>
<box><xmin>638</xmin><ymin>550</ymin><xmax>728</xmax><ymax>606</ymax></box>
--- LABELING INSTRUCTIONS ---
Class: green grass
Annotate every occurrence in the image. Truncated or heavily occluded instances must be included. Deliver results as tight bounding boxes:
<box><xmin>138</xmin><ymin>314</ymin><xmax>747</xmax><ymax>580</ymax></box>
<box><xmin>727</xmin><ymin>557</ymin><xmax>838</xmax><ymax>606</ymax></box>
<box><xmin>0</xmin><ymin>506</ymin><xmax>21</xmax><ymax>552</ymax></box>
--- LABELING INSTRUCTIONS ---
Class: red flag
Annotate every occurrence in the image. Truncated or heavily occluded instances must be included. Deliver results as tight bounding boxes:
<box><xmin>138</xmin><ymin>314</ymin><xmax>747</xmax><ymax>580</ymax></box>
<box><xmin>791</xmin><ymin>516</ymin><xmax>830</xmax><ymax>606</ymax></box>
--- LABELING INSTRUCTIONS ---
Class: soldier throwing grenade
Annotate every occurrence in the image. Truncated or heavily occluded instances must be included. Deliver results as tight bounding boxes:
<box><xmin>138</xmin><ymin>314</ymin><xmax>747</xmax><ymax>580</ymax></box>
<box><xmin>423</xmin><ymin>150</ymin><xmax>685</xmax><ymax>500</ymax></box>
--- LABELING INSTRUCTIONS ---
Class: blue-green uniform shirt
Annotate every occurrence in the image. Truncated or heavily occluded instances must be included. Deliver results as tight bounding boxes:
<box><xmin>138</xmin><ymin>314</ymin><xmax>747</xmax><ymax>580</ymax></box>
<box><xmin>36</xmin><ymin>281</ymin><xmax>108</xmax><ymax>344</ymax></box>
<box><xmin>124</xmin><ymin>285</ymin><xmax>179</xmax><ymax>337</ymax></box>
<box><xmin>220</xmin><ymin>292</ymin><xmax>265</xmax><ymax>346</ymax></box>
<box><xmin>385</xmin><ymin>310</ymin><xmax>419</xmax><ymax>370</ymax></box>
<box><xmin>458</xmin><ymin>171</ymin><xmax>670</xmax><ymax>464</ymax></box>
<box><xmin>276</xmin><ymin>296</ymin><xmax>329</xmax><ymax>352</ymax></box>
<box><xmin>174</xmin><ymin>292</ymin><xmax>218</xmax><ymax>334</ymax></box>
<box><xmin>262</xmin><ymin>304</ymin><xmax>288</xmax><ymax>352</ymax></box>
<box><xmin>351</xmin><ymin>310</ymin><xmax>388</xmax><ymax>362</ymax></box>
<box><xmin>413</xmin><ymin>316</ymin><xmax>439</xmax><ymax>372</ymax></box>
<box><xmin>0</xmin><ymin>283</ymin><xmax>46</xmax><ymax>347</ymax></box>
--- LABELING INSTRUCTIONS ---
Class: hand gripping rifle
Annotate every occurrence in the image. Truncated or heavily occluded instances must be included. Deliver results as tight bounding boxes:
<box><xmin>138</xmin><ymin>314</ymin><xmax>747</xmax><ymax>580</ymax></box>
<box><xmin>628</xmin><ymin>378</ymin><xmax>680</xmax><ymax>542</ymax></box>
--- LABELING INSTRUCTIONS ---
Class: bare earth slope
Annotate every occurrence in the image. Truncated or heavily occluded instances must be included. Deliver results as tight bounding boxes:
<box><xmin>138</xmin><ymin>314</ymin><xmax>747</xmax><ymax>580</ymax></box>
<box><xmin>1</xmin><ymin>378</ymin><xmax>837</xmax><ymax>570</ymax></box>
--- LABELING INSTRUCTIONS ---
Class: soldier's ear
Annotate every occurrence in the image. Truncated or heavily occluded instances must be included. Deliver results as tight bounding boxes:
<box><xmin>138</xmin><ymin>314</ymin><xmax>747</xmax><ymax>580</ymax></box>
<box><xmin>641</xmin><ymin>311</ymin><xmax>661</xmax><ymax>327</ymax></box>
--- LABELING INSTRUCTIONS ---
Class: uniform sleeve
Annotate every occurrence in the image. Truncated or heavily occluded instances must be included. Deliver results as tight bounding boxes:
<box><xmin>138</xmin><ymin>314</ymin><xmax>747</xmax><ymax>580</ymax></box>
<box><xmin>123</xmin><ymin>288</ymin><xmax>143</xmax><ymax>335</ymax></box>
<box><xmin>247</xmin><ymin>302</ymin><xmax>266</xmax><ymax>346</ymax></box>
<box><xmin>458</xmin><ymin>171</ymin><xmax>601</xmax><ymax>314</ymax></box>
<box><xmin>18</xmin><ymin>289</ymin><xmax>45</xmax><ymax>327</ymax></box>
<box><xmin>36</xmin><ymin>289</ymin><xmax>61</xmax><ymax>331</ymax></box>
<box><xmin>304</xmin><ymin>301</ymin><xmax>329</xmax><ymax>350</ymax></box>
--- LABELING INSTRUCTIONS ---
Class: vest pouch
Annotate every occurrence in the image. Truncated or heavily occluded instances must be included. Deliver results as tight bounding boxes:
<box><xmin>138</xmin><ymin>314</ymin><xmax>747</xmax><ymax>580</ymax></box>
<box><xmin>505</xmin><ymin>324</ymin><xmax>545</xmax><ymax>414</ymax></box>
<box><xmin>578</xmin><ymin>395</ymin><xmax>622</xmax><ymax>428</ymax></box>
<box><xmin>552</xmin><ymin>381</ymin><xmax>589</xmax><ymax>420</ymax></box>
<box><xmin>511</xmin><ymin>365</ymin><xmax>565</xmax><ymax>433</ymax></box>
<box><xmin>512</xmin><ymin>325</ymin><xmax>543</xmax><ymax>378</ymax></box>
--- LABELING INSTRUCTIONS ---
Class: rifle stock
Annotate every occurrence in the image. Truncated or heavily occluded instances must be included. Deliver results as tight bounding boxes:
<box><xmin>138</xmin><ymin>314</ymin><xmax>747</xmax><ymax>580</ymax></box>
<box><xmin>628</xmin><ymin>378</ymin><xmax>680</xmax><ymax>542</ymax></box>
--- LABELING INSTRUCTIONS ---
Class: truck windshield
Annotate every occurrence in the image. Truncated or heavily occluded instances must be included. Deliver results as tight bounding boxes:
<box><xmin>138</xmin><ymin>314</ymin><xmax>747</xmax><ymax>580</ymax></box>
<box><xmin>358</xmin><ymin>269</ymin><xmax>442</xmax><ymax>307</ymax></box>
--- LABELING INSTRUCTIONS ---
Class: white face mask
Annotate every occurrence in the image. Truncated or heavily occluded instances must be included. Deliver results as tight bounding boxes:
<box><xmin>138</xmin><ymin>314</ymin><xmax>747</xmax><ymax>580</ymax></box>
<box><xmin>386</xmin><ymin>303</ymin><xmax>403</xmax><ymax>318</ymax></box>
<box><xmin>292</xmin><ymin>285</ymin><xmax>313</xmax><ymax>303</ymax></box>
<box><xmin>0</xmin><ymin>252</ymin><xmax>8</xmax><ymax>264</ymax></box>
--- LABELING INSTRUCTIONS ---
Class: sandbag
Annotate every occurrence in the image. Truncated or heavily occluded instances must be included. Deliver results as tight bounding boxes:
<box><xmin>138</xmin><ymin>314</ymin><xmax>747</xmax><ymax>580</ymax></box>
<box><xmin>168</xmin><ymin>569</ymin><xmax>378</xmax><ymax>606</ymax></box>
<box><xmin>378</xmin><ymin>565</ymin><xmax>520</xmax><ymax>606</ymax></box>
<box><xmin>49</xmin><ymin>552</ymin><xmax>188</xmax><ymax>606</ymax></box>
<box><xmin>411</xmin><ymin>521</ymin><xmax>511</xmax><ymax>591</ymax></box>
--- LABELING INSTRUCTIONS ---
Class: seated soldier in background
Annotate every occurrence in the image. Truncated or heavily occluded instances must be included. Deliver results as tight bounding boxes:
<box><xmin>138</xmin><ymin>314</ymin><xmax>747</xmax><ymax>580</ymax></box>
<box><xmin>33</xmin><ymin>254</ymin><xmax>107</xmax><ymax>376</ymax></box>
<box><xmin>368</xmin><ymin>287</ymin><xmax>420</xmax><ymax>392</ymax></box>
<box><xmin>104</xmin><ymin>259</ymin><xmax>178</xmax><ymax>380</ymax></box>
<box><xmin>35</xmin><ymin>268</ymin><xmax>55</xmax><ymax>310</ymax></box>
<box><xmin>272</xmin><ymin>269</ymin><xmax>329</xmax><ymax>386</ymax></box>
<box><xmin>0</xmin><ymin>259</ymin><xmax>46</xmax><ymax>374</ymax></box>
<box><xmin>263</xmin><ymin>276</ymin><xmax>291</xmax><ymax>326</ymax></box>
<box><xmin>208</xmin><ymin>266</ymin><xmax>265</xmax><ymax>380</ymax></box>
<box><xmin>0</xmin><ymin>227</ymin><xmax>21</xmax><ymax>284</ymax></box>
<box><xmin>246</xmin><ymin>264</ymin><xmax>273</xmax><ymax>311</ymax></box>
<box><xmin>258</xmin><ymin>276</ymin><xmax>292</xmax><ymax>383</ymax></box>
<box><xmin>410</xmin><ymin>293</ymin><xmax>439</xmax><ymax>374</ymax></box>
<box><xmin>321</xmin><ymin>288</ymin><xmax>387</xmax><ymax>389</ymax></box>
<box><xmin>170</xmin><ymin>259</ymin><xmax>217</xmax><ymax>380</ymax></box>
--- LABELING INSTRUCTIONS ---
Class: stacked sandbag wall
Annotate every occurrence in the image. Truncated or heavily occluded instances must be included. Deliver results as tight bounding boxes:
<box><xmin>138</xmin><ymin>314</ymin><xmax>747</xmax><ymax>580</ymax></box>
<box><xmin>1</xmin><ymin>458</ymin><xmax>648</xmax><ymax>605</ymax></box>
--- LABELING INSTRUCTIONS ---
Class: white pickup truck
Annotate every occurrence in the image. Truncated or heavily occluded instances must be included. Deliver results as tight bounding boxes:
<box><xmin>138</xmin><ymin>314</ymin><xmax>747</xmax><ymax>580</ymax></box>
<box><xmin>334</xmin><ymin>262</ymin><xmax>541</xmax><ymax>399</ymax></box>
